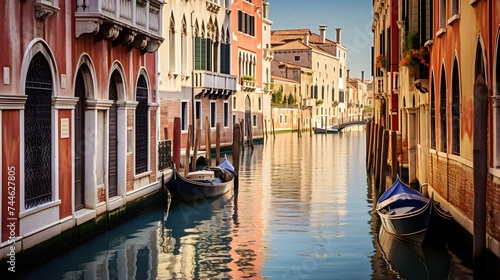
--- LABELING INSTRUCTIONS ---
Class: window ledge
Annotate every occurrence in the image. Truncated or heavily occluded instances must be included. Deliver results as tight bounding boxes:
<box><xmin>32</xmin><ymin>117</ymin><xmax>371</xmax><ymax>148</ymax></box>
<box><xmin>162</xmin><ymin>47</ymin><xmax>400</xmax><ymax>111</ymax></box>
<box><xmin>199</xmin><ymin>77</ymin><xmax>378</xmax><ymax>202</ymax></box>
<box><xmin>469</xmin><ymin>0</ymin><xmax>480</xmax><ymax>6</ymax></box>
<box><xmin>424</xmin><ymin>40</ymin><xmax>434</xmax><ymax>47</ymax></box>
<box><xmin>134</xmin><ymin>171</ymin><xmax>152</xmax><ymax>180</ymax></box>
<box><xmin>436</xmin><ymin>28</ymin><xmax>446</xmax><ymax>38</ymax></box>
<box><xmin>448</xmin><ymin>14</ymin><xmax>460</xmax><ymax>25</ymax></box>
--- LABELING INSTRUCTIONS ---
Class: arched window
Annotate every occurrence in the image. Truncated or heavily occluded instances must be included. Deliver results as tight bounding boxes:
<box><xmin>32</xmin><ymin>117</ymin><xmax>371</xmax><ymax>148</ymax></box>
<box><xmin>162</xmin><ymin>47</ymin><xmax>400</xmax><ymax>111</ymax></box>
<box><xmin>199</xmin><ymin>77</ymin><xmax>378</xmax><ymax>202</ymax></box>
<box><xmin>135</xmin><ymin>75</ymin><xmax>149</xmax><ymax>174</ymax></box>
<box><xmin>494</xmin><ymin>32</ymin><xmax>500</xmax><ymax>167</ymax></box>
<box><xmin>440</xmin><ymin>66</ymin><xmax>447</xmax><ymax>152</ymax></box>
<box><xmin>169</xmin><ymin>15</ymin><xmax>176</xmax><ymax>72</ymax></box>
<box><xmin>181</xmin><ymin>16</ymin><xmax>188</xmax><ymax>74</ymax></box>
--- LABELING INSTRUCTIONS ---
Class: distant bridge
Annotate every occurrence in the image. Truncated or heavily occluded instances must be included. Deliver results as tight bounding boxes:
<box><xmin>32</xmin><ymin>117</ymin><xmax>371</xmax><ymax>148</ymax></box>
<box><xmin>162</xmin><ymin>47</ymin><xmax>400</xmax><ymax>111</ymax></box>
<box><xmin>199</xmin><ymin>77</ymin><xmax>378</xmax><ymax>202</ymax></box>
<box><xmin>337</xmin><ymin>120</ymin><xmax>367</xmax><ymax>131</ymax></box>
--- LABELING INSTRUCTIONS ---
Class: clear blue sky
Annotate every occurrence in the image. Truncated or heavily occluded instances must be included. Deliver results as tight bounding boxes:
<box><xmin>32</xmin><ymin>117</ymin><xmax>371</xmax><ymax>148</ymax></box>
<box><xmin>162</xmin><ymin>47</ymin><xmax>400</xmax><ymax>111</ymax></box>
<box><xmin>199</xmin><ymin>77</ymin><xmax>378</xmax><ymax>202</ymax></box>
<box><xmin>268</xmin><ymin>0</ymin><xmax>373</xmax><ymax>80</ymax></box>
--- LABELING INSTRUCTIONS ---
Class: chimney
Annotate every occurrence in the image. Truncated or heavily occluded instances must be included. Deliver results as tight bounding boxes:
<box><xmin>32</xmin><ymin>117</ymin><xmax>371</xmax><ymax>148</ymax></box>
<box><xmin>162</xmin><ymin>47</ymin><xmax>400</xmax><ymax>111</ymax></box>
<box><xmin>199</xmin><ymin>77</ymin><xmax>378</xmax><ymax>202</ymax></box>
<box><xmin>347</xmin><ymin>69</ymin><xmax>350</xmax><ymax>80</ymax></box>
<box><xmin>305</xmin><ymin>33</ymin><xmax>309</xmax><ymax>45</ymax></box>
<box><xmin>319</xmin><ymin>25</ymin><xmax>327</xmax><ymax>43</ymax></box>
<box><xmin>361</xmin><ymin>71</ymin><xmax>365</xmax><ymax>83</ymax></box>
<box><xmin>336</xmin><ymin>28</ymin><xmax>342</xmax><ymax>44</ymax></box>
<box><xmin>263</xmin><ymin>1</ymin><xmax>269</xmax><ymax>19</ymax></box>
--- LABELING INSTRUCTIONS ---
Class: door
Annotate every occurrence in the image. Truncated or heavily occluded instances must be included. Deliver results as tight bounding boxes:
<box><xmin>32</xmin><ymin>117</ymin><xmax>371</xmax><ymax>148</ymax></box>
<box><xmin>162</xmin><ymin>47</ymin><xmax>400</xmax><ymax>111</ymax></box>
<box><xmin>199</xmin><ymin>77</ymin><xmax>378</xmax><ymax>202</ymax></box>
<box><xmin>74</xmin><ymin>70</ymin><xmax>86</xmax><ymax>210</ymax></box>
<box><xmin>108</xmin><ymin>75</ymin><xmax>118</xmax><ymax>197</ymax></box>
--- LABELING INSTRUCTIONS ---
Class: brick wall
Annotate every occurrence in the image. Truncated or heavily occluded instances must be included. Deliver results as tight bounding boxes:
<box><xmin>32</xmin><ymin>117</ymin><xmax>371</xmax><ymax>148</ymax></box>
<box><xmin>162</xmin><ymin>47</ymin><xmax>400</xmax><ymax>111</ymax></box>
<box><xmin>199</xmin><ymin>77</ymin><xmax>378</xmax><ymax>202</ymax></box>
<box><xmin>430</xmin><ymin>153</ymin><xmax>500</xmax><ymax>242</ymax></box>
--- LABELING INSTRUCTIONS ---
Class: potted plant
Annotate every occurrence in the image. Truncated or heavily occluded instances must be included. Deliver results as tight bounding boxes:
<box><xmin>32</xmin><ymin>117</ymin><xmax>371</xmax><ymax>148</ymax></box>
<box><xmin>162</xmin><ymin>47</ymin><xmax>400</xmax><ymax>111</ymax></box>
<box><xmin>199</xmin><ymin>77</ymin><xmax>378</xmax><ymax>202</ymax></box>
<box><xmin>376</xmin><ymin>55</ymin><xmax>387</xmax><ymax>69</ymax></box>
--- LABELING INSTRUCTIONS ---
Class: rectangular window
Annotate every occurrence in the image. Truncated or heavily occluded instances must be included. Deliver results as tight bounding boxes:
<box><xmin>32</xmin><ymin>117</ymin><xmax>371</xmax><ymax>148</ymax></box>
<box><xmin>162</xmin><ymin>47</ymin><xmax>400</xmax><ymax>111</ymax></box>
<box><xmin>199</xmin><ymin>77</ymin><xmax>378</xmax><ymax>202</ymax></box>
<box><xmin>181</xmin><ymin>101</ymin><xmax>188</xmax><ymax>130</ymax></box>
<box><xmin>253</xmin><ymin>115</ymin><xmax>257</xmax><ymax>127</ymax></box>
<box><xmin>233</xmin><ymin>96</ymin><xmax>237</xmax><ymax>109</ymax></box>
<box><xmin>224</xmin><ymin>102</ymin><xmax>229</xmax><ymax>128</ymax></box>
<box><xmin>194</xmin><ymin>37</ymin><xmax>207</xmax><ymax>70</ymax></box>
<box><xmin>210</xmin><ymin>101</ymin><xmax>216</xmax><ymax>128</ymax></box>
<box><xmin>232</xmin><ymin>114</ymin><xmax>236</xmax><ymax>128</ymax></box>
<box><xmin>294</xmin><ymin>56</ymin><xmax>300</xmax><ymax>62</ymax></box>
<box><xmin>258</xmin><ymin>97</ymin><xmax>262</xmax><ymax>111</ymax></box>
<box><xmin>195</xmin><ymin>101</ymin><xmax>202</xmax><ymax>127</ymax></box>
<box><xmin>238</xmin><ymin>10</ymin><xmax>255</xmax><ymax>36</ymax></box>
<box><xmin>220</xmin><ymin>43</ymin><xmax>230</xmax><ymax>74</ymax></box>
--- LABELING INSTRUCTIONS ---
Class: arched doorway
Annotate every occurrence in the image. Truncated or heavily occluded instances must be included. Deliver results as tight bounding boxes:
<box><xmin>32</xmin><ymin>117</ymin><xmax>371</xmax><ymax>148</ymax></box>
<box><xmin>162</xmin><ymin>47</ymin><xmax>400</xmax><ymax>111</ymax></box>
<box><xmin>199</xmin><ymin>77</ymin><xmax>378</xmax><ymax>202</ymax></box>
<box><xmin>24</xmin><ymin>52</ymin><xmax>53</xmax><ymax>209</ymax></box>
<box><xmin>74</xmin><ymin>67</ymin><xmax>88</xmax><ymax>210</ymax></box>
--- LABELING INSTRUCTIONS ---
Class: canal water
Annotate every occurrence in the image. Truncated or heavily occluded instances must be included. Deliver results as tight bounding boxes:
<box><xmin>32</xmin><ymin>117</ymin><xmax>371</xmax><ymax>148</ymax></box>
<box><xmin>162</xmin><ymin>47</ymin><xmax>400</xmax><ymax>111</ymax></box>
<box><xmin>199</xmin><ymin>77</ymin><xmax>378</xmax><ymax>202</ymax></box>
<box><xmin>25</xmin><ymin>131</ymin><xmax>484</xmax><ymax>279</ymax></box>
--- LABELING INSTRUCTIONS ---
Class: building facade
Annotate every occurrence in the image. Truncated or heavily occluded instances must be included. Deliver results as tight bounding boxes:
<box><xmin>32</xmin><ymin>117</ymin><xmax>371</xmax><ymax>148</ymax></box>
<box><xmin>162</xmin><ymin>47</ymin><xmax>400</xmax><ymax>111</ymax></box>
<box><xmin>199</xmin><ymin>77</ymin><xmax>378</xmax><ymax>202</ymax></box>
<box><xmin>372</xmin><ymin>0</ymin><xmax>500</xmax><ymax>258</ymax></box>
<box><xmin>271</xmin><ymin>26</ymin><xmax>347</xmax><ymax>129</ymax></box>
<box><xmin>231</xmin><ymin>0</ymin><xmax>269</xmax><ymax>143</ymax></box>
<box><xmin>1</xmin><ymin>0</ymin><xmax>164</xmax><ymax>257</ymax></box>
<box><xmin>158</xmin><ymin>0</ymin><xmax>237</xmax><ymax>154</ymax></box>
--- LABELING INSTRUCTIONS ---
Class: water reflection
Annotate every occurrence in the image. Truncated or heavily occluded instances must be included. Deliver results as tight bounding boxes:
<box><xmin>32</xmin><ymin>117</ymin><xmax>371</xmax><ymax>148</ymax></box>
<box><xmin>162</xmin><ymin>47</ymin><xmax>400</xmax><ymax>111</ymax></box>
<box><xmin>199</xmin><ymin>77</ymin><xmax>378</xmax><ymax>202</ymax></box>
<box><xmin>23</xmin><ymin>131</ymin><xmax>482</xmax><ymax>279</ymax></box>
<box><xmin>158</xmin><ymin>191</ymin><xmax>236</xmax><ymax>279</ymax></box>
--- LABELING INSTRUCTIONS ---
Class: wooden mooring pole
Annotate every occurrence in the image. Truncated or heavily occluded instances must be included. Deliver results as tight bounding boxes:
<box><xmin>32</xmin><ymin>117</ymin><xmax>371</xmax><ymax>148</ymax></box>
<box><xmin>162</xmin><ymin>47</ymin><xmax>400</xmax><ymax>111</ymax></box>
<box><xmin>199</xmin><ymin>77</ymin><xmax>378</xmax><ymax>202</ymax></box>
<box><xmin>232</xmin><ymin>123</ymin><xmax>241</xmax><ymax>188</ymax></box>
<box><xmin>215</xmin><ymin>123</ymin><xmax>221</xmax><ymax>165</ymax></box>
<box><xmin>184</xmin><ymin>124</ymin><xmax>193</xmax><ymax>177</ymax></box>
<box><xmin>173</xmin><ymin>117</ymin><xmax>181</xmax><ymax>171</ymax></box>
<box><xmin>473</xmin><ymin>75</ymin><xmax>488</xmax><ymax>277</ymax></box>
<box><xmin>379</xmin><ymin>129</ymin><xmax>389</xmax><ymax>193</ymax></box>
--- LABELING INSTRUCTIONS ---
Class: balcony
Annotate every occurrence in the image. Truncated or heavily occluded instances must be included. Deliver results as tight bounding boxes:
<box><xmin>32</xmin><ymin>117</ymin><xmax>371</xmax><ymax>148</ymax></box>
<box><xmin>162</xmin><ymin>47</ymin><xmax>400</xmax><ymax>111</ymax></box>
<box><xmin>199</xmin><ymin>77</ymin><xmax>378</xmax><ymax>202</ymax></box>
<box><xmin>75</xmin><ymin>0</ymin><xmax>164</xmax><ymax>53</ymax></box>
<box><xmin>193</xmin><ymin>71</ymin><xmax>237</xmax><ymax>99</ymax></box>
<box><xmin>301</xmin><ymin>98</ymin><xmax>315</xmax><ymax>110</ymax></box>
<box><xmin>263</xmin><ymin>48</ymin><xmax>274</xmax><ymax>61</ymax></box>
<box><xmin>240</xmin><ymin>76</ymin><xmax>257</xmax><ymax>92</ymax></box>
<box><xmin>206</xmin><ymin>0</ymin><xmax>222</xmax><ymax>13</ymax></box>
<box><xmin>35</xmin><ymin>0</ymin><xmax>60</xmax><ymax>20</ymax></box>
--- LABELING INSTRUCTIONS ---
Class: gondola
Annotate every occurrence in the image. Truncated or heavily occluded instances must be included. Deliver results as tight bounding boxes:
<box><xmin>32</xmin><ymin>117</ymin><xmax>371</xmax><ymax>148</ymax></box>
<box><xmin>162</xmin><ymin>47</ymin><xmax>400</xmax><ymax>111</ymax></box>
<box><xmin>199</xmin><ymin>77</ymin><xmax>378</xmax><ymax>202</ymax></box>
<box><xmin>376</xmin><ymin>177</ymin><xmax>432</xmax><ymax>245</ymax></box>
<box><xmin>167</xmin><ymin>156</ymin><xmax>235</xmax><ymax>202</ymax></box>
<box><xmin>313</xmin><ymin>125</ymin><xmax>339</xmax><ymax>134</ymax></box>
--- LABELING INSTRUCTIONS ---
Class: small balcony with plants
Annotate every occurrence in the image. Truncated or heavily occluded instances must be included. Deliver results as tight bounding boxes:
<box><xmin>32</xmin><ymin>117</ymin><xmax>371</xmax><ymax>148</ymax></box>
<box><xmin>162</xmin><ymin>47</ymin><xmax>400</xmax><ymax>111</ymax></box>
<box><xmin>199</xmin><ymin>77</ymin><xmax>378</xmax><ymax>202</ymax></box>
<box><xmin>241</xmin><ymin>75</ymin><xmax>256</xmax><ymax>91</ymax></box>
<box><xmin>399</xmin><ymin>30</ymin><xmax>429</xmax><ymax>79</ymax></box>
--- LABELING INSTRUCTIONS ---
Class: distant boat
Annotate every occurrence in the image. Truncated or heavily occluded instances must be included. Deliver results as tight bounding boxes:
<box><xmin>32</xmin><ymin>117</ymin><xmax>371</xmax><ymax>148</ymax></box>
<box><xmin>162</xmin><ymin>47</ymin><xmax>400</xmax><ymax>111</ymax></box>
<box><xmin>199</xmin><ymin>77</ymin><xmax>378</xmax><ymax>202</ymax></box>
<box><xmin>313</xmin><ymin>125</ymin><xmax>339</xmax><ymax>134</ymax></box>
<box><xmin>376</xmin><ymin>177</ymin><xmax>432</xmax><ymax>245</ymax></box>
<box><xmin>167</xmin><ymin>156</ymin><xmax>235</xmax><ymax>202</ymax></box>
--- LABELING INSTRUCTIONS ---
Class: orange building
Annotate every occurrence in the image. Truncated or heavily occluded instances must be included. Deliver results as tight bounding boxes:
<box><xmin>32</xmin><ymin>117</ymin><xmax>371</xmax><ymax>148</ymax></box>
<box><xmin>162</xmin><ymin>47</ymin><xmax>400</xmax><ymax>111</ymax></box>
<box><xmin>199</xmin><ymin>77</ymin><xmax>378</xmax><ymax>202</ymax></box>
<box><xmin>231</xmin><ymin>0</ymin><xmax>268</xmax><ymax>143</ymax></box>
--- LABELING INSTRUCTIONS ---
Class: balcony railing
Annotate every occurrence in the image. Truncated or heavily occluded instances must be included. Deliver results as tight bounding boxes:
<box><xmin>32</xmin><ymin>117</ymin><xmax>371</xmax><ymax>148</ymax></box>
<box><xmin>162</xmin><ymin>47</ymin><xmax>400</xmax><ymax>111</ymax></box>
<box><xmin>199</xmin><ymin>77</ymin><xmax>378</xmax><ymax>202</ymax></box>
<box><xmin>241</xmin><ymin>78</ymin><xmax>256</xmax><ymax>91</ymax></box>
<box><xmin>193</xmin><ymin>70</ymin><xmax>237</xmax><ymax>99</ymax></box>
<box><xmin>206</xmin><ymin>0</ymin><xmax>222</xmax><ymax>13</ymax></box>
<box><xmin>301</xmin><ymin>98</ymin><xmax>315</xmax><ymax>109</ymax></box>
<box><xmin>263</xmin><ymin>48</ymin><xmax>274</xmax><ymax>61</ymax></box>
<box><xmin>75</xmin><ymin>0</ymin><xmax>164</xmax><ymax>53</ymax></box>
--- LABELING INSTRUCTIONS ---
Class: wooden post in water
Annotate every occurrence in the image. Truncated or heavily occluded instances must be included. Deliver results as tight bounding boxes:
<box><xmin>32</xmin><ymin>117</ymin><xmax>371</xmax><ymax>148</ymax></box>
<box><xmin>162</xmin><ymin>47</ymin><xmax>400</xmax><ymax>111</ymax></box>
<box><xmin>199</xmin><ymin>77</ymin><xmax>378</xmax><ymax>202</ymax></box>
<box><xmin>184</xmin><ymin>124</ymin><xmax>193</xmax><ymax>177</ymax></box>
<box><xmin>173</xmin><ymin>118</ymin><xmax>181</xmax><ymax>170</ymax></box>
<box><xmin>264</xmin><ymin>118</ymin><xmax>268</xmax><ymax>140</ymax></box>
<box><xmin>390</xmin><ymin>131</ymin><xmax>397</xmax><ymax>181</ymax></box>
<box><xmin>309</xmin><ymin>119</ymin><xmax>312</xmax><ymax>137</ymax></box>
<box><xmin>370</xmin><ymin>123</ymin><xmax>378</xmax><ymax>175</ymax></box>
<box><xmin>366</xmin><ymin>120</ymin><xmax>371</xmax><ymax>163</ymax></box>
<box><xmin>215</xmin><ymin>122</ymin><xmax>221</xmax><ymax>165</ymax></box>
<box><xmin>191</xmin><ymin>119</ymin><xmax>201</xmax><ymax>171</ymax></box>
<box><xmin>232</xmin><ymin>123</ymin><xmax>241</xmax><ymax>181</ymax></box>
<box><xmin>374</xmin><ymin>125</ymin><xmax>383</xmax><ymax>189</ymax></box>
<box><xmin>473</xmin><ymin>75</ymin><xmax>488</xmax><ymax>276</ymax></box>
<box><xmin>298</xmin><ymin>117</ymin><xmax>301</xmax><ymax>138</ymax></box>
<box><xmin>379</xmin><ymin>129</ymin><xmax>389</xmax><ymax>192</ymax></box>
<box><xmin>271</xmin><ymin>118</ymin><xmax>276</xmax><ymax>139</ymax></box>
<box><xmin>239</xmin><ymin>119</ymin><xmax>245</xmax><ymax>150</ymax></box>
<box><xmin>205</xmin><ymin>116</ymin><xmax>211</xmax><ymax>165</ymax></box>
<box><xmin>247</xmin><ymin>118</ymin><xmax>254</xmax><ymax>149</ymax></box>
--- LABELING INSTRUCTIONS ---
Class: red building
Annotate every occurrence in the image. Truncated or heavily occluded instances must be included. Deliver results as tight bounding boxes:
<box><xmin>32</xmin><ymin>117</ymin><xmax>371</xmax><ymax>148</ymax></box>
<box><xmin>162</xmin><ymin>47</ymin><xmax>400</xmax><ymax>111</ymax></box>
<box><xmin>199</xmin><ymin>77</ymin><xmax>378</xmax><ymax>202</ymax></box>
<box><xmin>0</xmin><ymin>0</ymin><xmax>164</xmax><ymax>257</ymax></box>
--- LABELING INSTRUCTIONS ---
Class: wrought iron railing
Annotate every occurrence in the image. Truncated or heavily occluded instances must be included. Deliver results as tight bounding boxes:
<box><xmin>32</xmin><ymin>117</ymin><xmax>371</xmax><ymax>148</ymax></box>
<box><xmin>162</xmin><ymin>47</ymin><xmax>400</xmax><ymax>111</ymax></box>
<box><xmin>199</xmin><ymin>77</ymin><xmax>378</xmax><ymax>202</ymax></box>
<box><xmin>158</xmin><ymin>140</ymin><xmax>172</xmax><ymax>171</ymax></box>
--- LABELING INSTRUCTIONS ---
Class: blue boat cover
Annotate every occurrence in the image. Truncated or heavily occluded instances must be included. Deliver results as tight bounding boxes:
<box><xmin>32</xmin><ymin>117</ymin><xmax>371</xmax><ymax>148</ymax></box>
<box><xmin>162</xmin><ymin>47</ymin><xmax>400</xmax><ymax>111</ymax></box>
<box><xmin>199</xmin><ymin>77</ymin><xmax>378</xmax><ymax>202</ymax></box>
<box><xmin>377</xmin><ymin>177</ymin><xmax>429</xmax><ymax>210</ymax></box>
<box><xmin>217</xmin><ymin>155</ymin><xmax>236</xmax><ymax>175</ymax></box>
